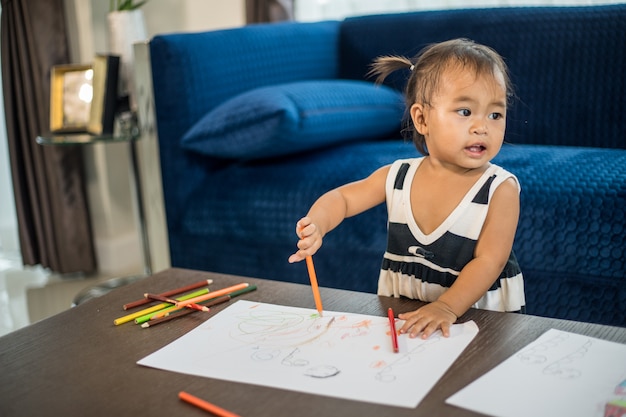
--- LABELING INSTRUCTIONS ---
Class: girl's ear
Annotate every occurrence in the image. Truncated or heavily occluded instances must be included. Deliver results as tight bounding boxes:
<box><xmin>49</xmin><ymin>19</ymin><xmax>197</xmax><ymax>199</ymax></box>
<box><xmin>410</xmin><ymin>103</ymin><xmax>428</xmax><ymax>135</ymax></box>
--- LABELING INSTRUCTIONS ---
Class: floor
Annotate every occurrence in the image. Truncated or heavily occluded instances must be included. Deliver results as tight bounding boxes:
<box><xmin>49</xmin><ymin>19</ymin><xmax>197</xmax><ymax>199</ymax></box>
<box><xmin>0</xmin><ymin>249</ymin><xmax>124</xmax><ymax>337</ymax></box>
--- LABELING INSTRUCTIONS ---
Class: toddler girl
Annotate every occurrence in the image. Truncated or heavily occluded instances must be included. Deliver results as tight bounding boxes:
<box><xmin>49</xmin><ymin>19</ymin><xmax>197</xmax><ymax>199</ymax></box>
<box><xmin>289</xmin><ymin>38</ymin><xmax>525</xmax><ymax>339</ymax></box>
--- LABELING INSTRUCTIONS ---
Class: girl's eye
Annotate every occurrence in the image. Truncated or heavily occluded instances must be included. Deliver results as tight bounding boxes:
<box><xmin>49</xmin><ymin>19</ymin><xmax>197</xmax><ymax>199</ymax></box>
<box><xmin>489</xmin><ymin>112</ymin><xmax>504</xmax><ymax>120</ymax></box>
<box><xmin>457</xmin><ymin>109</ymin><xmax>471</xmax><ymax>117</ymax></box>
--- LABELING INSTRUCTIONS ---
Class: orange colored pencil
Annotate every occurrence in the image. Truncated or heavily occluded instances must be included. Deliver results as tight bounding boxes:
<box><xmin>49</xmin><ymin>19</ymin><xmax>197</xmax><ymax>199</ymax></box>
<box><xmin>298</xmin><ymin>226</ymin><xmax>323</xmax><ymax>317</ymax></box>
<box><xmin>151</xmin><ymin>283</ymin><xmax>249</xmax><ymax>320</ymax></box>
<box><xmin>305</xmin><ymin>255</ymin><xmax>323</xmax><ymax>317</ymax></box>
<box><xmin>179</xmin><ymin>391</ymin><xmax>241</xmax><ymax>417</ymax></box>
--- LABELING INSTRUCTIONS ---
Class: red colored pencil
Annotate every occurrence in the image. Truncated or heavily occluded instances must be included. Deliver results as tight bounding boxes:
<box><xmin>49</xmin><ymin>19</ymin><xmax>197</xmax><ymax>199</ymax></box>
<box><xmin>388</xmin><ymin>307</ymin><xmax>399</xmax><ymax>353</ymax></box>
<box><xmin>122</xmin><ymin>279</ymin><xmax>212</xmax><ymax>310</ymax></box>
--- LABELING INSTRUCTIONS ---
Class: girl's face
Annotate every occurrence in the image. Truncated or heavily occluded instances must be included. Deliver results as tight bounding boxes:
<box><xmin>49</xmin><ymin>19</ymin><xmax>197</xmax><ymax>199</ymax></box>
<box><xmin>410</xmin><ymin>65</ymin><xmax>507</xmax><ymax>173</ymax></box>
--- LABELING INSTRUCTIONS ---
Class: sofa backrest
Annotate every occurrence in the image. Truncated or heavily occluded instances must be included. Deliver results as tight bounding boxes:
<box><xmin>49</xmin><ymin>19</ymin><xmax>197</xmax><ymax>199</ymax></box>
<box><xmin>149</xmin><ymin>21</ymin><xmax>340</xmax><ymax>221</ymax></box>
<box><xmin>339</xmin><ymin>5</ymin><xmax>626</xmax><ymax>149</ymax></box>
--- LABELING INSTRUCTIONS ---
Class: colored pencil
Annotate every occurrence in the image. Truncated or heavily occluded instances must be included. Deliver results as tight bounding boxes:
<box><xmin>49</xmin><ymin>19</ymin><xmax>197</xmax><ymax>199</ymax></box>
<box><xmin>113</xmin><ymin>288</ymin><xmax>209</xmax><ymax>325</ymax></box>
<box><xmin>122</xmin><ymin>279</ymin><xmax>213</xmax><ymax>310</ymax></box>
<box><xmin>179</xmin><ymin>391</ymin><xmax>241</xmax><ymax>417</ymax></box>
<box><xmin>144</xmin><ymin>293</ymin><xmax>209</xmax><ymax>312</ymax></box>
<box><xmin>305</xmin><ymin>255</ymin><xmax>323</xmax><ymax>317</ymax></box>
<box><xmin>150</xmin><ymin>283</ymin><xmax>250</xmax><ymax>320</ymax></box>
<box><xmin>141</xmin><ymin>285</ymin><xmax>257</xmax><ymax>328</ymax></box>
<box><xmin>135</xmin><ymin>306</ymin><xmax>178</xmax><ymax>325</ymax></box>
<box><xmin>135</xmin><ymin>291</ymin><xmax>222</xmax><ymax>324</ymax></box>
<box><xmin>297</xmin><ymin>226</ymin><xmax>324</xmax><ymax>317</ymax></box>
<box><xmin>141</xmin><ymin>298</ymin><xmax>221</xmax><ymax>328</ymax></box>
<box><xmin>388</xmin><ymin>307</ymin><xmax>399</xmax><ymax>353</ymax></box>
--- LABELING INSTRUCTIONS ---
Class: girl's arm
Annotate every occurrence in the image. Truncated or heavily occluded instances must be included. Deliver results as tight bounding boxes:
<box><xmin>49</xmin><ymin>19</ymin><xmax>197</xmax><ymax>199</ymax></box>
<box><xmin>398</xmin><ymin>177</ymin><xmax>521</xmax><ymax>338</ymax></box>
<box><xmin>288</xmin><ymin>165</ymin><xmax>390</xmax><ymax>263</ymax></box>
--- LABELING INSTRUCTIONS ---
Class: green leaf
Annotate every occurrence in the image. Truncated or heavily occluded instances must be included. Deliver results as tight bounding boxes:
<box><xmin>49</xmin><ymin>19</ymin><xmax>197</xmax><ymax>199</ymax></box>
<box><xmin>112</xmin><ymin>0</ymin><xmax>148</xmax><ymax>11</ymax></box>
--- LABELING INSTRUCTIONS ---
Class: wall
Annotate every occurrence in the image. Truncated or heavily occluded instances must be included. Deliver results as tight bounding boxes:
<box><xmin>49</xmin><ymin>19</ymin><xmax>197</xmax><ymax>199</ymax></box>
<box><xmin>63</xmin><ymin>0</ymin><xmax>245</xmax><ymax>276</ymax></box>
<box><xmin>295</xmin><ymin>0</ymin><xmax>626</xmax><ymax>21</ymax></box>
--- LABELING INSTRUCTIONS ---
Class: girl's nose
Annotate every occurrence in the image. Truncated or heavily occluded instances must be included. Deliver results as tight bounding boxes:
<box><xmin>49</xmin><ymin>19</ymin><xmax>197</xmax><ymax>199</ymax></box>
<box><xmin>472</xmin><ymin>119</ymin><xmax>488</xmax><ymax>135</ymax></box>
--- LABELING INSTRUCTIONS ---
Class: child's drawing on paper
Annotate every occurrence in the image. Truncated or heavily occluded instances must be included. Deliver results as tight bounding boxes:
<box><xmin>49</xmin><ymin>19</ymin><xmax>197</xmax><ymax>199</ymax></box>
<box><xmin>229</xmin><ymin>305</ymin><xmax>396</xmax><ymax>379</ymax></box>
<box><xmin>229</xmin><ymin>303</ymin><xmax>456</xmax><ymax>383</ymax></box>
<box><xmin>138</xmin><ymin>300</ymin><xmax>479</xmax><ymax>408</ymax></box>
<box><xmin>446</xmin><ymin>328</ymin><xmax>626</xmax><ymax>417</ymax></box>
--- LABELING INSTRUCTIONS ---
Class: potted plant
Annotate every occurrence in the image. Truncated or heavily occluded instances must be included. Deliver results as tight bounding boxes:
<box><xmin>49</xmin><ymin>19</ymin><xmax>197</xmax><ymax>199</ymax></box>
<box><xmin>110</xmin><ymin>0</ymin><xmax>149</xmax><ymax>11</ymax></box>
<box><xmin>107</xmin><ymin>0</ymin><xmax>149</xmax><ymax>109</ymax></box>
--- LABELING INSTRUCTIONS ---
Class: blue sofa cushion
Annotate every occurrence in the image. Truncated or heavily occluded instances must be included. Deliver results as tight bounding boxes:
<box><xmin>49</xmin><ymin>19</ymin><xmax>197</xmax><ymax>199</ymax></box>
<box><xmin>180</xmin><ymin>80</ymin><xmax>404</xmax><ymax>160</ymax></box>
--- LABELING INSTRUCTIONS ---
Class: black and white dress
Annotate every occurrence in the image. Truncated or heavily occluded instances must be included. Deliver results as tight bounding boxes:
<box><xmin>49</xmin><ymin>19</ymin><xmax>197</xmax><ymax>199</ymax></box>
<box><xmin>377</xmin><ymin>158</ymin><xmax>526</xmax><ymax>312</ymax></box>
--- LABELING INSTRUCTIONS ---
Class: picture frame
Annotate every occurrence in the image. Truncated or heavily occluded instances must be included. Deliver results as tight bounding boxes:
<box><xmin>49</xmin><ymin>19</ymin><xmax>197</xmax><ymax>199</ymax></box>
<box><xmin>49</xmin><ymin>63</ymin><xmax>93</xmax><ymax>133</ymax></box>
<box><xmin>88</xmin><ymin>54</ymin><xmax>120</xmax><ymax>135</ymax></box>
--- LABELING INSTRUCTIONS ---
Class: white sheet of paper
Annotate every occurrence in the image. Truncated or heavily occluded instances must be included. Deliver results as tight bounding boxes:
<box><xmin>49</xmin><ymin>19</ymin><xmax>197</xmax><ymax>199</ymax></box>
<box><xmin>446</xmin><ymin>328</ymin><xmax>626</xmax><ymax>417</ymax></box>
<box><xmin>138</xmin><ymin>300</ymin><xmax>478</xmax><ymax>408</ymax></box>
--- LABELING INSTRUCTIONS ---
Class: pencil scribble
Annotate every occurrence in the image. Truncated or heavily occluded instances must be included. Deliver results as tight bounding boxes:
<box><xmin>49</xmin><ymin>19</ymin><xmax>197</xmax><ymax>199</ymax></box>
<box><xmin>541</xmin><ymin>340</ymin><xmax>591</xmax><ymax>379</ymax></box>
<box><xmin>304</xmin><ymin>365</ymin><xmax>341</xmax><ymax>378</ymax></box>
<box><xmin>517</xmin><ymin>332</ymin><xmax>591</xmax><ymax>380</ymax></box>
<box><xmin>281</xmin><ymin>347</ymin><xmax>340</xmax><ymax>378</ymax></box>
<box><xmin>232</xmin><ymin>310</ymin><xmax>335</xmax><ymax>347</ymax></box>
<box><xmin>282</xmin><ymin>348</ymin><xmax>309</xmax><ymax>367</ymax></box>
<box><xmin>229</xmin><ymin>308</ymin><xmax>343</xmax><ymax>378</ymax></box>
<box><xmin>374</xmin><ymin>335</ymin><xmax>443</xmax><ymax>383</ymax></box>
<box><xmin>517</xmin><ymin>332</ymin><xmax>569</xmax><ymax>365</ymax></box>
<box><xmin>251</xmin><ymin>347</ymin><xmax>281</xmax><ymax>361</ymax></box>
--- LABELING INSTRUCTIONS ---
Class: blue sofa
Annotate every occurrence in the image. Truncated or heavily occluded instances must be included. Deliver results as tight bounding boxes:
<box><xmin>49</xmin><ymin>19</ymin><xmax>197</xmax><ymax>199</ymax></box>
<box><xmin>147</xmin><ymin>5</ymin><xmax>626</xmax><ymax>326</ymax></box>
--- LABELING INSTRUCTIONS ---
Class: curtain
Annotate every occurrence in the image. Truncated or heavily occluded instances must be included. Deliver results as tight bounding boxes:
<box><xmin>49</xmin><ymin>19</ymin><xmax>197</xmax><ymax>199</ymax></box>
<box><xmin>246</xmin><ymin>0</ymin><xmax>294</xmax><ymax>23</ymax></box>
<box><xmin>1</xmin><ymin>0</ymin><xmax>96</xmax><ymax>273</ymax></box>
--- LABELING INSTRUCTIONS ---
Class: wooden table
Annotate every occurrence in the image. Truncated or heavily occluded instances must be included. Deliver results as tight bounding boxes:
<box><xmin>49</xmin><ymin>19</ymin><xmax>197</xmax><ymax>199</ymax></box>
<box><xmin>1</xmin><ymin>268</ymin><xmax>624</xmax><ymax>416</ymax></box>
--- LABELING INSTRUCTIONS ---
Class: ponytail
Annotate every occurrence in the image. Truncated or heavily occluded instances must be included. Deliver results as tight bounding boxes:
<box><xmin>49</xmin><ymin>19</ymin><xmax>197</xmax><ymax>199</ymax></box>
<box><xmin>366</xmin><ymin>55</ymin><xmax>413</xmax><ymax>86</ymax></box>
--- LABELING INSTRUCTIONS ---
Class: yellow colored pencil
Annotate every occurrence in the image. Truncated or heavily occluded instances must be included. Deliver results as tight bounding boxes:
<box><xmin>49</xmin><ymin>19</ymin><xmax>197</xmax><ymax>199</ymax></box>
<box><xmin>113</xmin><ymin>288</ymin><xmax>209</xmax><ymax>325</ymax></box>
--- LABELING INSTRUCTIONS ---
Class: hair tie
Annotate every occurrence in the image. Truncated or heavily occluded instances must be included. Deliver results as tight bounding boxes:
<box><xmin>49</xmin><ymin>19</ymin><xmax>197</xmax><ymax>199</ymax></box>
<box><xmin>409</xmin><ymin>64</ymin><xmax>415</xmax><ymax>71</ymax></box>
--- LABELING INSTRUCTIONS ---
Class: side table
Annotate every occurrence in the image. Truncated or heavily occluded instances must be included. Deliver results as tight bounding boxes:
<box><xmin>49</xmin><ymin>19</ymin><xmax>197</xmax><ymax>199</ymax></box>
<box><xmin>36</xmin><ymin>116</ymin><xmax>153</xmax><ymax>304</ymax></box>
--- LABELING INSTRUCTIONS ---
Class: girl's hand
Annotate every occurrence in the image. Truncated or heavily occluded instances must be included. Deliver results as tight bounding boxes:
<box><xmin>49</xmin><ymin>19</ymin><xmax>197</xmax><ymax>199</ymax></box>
<box><xmin>398</xmin><ymin>300</ymin><xmax>457</xmax><ymax>339</ymax></box>
<box><xmin>288</xmin><ymin>217</ymin><xmax>323</xmax><ymax>263</ymax></box>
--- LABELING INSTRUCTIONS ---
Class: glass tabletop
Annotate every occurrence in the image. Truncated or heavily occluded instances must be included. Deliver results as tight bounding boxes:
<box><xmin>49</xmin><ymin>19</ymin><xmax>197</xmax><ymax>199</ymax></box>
<box><xmin>36</xmin><ymin>132</ymin><xmax>137</xmax><ymax>146</ymax></box>
<box><xmin>37</xmin><ymin>112</ymin><xmax>140</xmax><ymax>145</ymax></box>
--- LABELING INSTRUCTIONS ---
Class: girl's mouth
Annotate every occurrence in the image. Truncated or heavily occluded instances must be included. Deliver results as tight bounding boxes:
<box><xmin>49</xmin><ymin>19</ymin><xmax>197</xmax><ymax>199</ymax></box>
<box><xmin>466</xmin><ymin>144</ymin><xmax>487</xmax><ymax>154</ymax></box>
